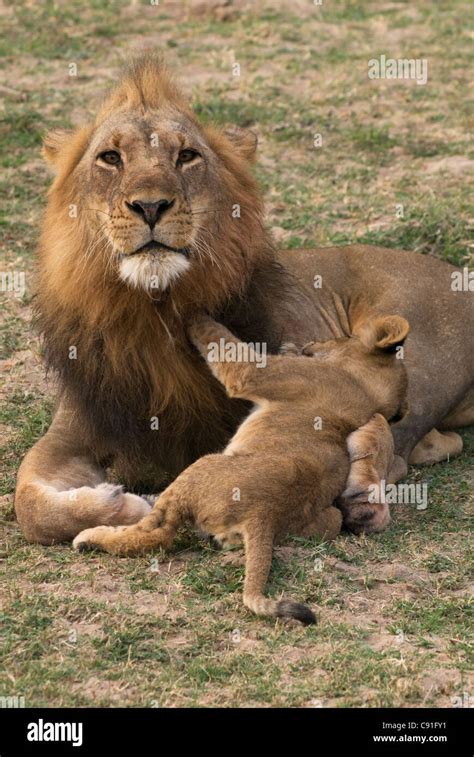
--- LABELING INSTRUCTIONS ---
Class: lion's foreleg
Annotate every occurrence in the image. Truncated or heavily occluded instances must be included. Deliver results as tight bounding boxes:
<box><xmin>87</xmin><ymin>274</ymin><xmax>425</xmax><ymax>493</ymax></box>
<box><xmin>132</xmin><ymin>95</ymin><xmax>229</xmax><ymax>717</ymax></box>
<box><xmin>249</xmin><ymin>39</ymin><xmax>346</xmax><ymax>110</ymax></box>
<box><xmin>15</xmin><ymin>406</ymin><xmax>150</xmax><ymax>544</ymax></box>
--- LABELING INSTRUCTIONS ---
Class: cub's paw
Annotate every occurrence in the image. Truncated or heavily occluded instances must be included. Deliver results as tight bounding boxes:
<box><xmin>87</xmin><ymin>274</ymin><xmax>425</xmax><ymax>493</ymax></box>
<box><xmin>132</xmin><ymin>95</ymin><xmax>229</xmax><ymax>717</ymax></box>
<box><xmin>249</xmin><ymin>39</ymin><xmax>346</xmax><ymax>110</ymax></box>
<box><xmin>187</xmin><ymin>314</ymin><xmax>215</xmax><ymax>343</ymax></box>
<box><xmin>339</xmin><ymin>498</ymin><xmax>391</xmax><ymax>535</ymax></box>
<box><xmin>73</xmin><ymin>525</ymin><xmax>126</xmax><ymax>553</ymax></box>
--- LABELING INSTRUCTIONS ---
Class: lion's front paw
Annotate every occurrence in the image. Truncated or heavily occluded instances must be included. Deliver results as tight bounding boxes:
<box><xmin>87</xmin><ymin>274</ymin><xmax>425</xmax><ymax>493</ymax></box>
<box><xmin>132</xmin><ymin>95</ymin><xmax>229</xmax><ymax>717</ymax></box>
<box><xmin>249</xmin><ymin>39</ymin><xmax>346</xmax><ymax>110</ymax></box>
<box><xmin>112</xmin><ymin>492</ymin><xmax>152</xmax><ymax>525</ymax></box>
<box><xmin>73</xmin><ymin>525</ymin><xmax>126</xmax><ymax>552</ymax></box>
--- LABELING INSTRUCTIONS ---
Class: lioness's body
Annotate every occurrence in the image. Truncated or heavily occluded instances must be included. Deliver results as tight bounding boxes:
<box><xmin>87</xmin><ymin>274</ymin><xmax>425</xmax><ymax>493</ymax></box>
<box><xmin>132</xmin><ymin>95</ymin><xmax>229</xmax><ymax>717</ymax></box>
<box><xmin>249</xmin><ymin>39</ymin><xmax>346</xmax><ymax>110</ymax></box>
<box><xmin>275</xmin><ymin>245</ymin><xmax>474</xmax><ymax>462</ymax></box>
<box><xmin>14</xmin><ymin>55</ymin><xmax>473</xmax><ymax>544</ymax></box>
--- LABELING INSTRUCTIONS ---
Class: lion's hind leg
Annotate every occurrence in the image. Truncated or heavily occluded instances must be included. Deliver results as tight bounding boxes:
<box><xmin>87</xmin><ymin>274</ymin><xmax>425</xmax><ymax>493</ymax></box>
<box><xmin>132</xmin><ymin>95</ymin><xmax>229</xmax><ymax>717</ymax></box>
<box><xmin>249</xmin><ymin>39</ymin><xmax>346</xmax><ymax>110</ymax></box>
<box><xmin>409</xmin><ymin>428</ymin><xmax>463</xmax><ymax>465</ymax></box>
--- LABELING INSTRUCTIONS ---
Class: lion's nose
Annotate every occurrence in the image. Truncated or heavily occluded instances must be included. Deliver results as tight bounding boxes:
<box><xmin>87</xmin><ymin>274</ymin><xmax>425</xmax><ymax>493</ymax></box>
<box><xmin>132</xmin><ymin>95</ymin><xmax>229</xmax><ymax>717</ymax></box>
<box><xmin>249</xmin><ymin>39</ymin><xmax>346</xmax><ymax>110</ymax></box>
<box><xmin>127</xmin><ymin>199</ymin><xmax>174</xmax><ymax>229</ymax></box>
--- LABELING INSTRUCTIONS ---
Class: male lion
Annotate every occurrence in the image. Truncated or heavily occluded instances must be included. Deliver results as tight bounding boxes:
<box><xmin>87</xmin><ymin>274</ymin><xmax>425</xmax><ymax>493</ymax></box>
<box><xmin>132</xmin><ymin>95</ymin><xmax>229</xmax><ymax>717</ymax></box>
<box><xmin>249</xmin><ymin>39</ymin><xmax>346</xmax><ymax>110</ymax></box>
<box><xmin>73</xmin><ymin>313</ymin><xmax>409</xmax><ymax>624</ymax></box>
<box><xmin>15</xmin><ymin>54</ymin><xmax>473</xmax><ymax>544</ymax></box>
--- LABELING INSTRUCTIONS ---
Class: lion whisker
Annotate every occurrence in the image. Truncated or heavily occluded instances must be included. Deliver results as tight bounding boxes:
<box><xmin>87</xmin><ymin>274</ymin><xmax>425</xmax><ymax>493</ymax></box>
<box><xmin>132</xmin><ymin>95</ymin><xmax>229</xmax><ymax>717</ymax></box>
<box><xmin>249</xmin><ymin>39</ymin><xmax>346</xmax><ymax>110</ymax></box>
<box><xmin>87</xmin><ymin>207</ymin><xmax>113</xmax><ymax>218</ymax></box>
<box><xmin>75</xmin><ymin>223</ymin><xmax>110</xmax><ymax>280</ymax></box>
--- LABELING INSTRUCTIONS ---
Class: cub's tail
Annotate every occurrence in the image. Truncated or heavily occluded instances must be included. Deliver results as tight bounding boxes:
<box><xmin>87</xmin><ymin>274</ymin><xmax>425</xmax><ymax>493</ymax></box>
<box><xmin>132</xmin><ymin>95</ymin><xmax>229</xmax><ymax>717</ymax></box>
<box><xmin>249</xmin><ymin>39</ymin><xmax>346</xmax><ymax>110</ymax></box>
<box><xmin>245</xmin><ymin>594</ymin><xmax>316</xmax><ymax>625</ymax></box>
<box><xmin>242</xmin><ymin>526</ymin><xmax>316</xmax><ymax>625</ymax></box>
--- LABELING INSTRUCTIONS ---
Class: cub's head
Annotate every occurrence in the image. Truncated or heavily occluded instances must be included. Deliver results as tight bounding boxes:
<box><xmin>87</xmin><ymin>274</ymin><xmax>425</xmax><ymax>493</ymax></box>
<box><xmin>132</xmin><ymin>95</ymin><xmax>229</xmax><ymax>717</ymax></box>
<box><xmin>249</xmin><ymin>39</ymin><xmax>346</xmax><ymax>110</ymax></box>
<box><xmin>41</xmin><ymin>53</ymin><xmax>265</xmax><ymax>305</ymax></box>
<box><xmin>302</xmin><ymin>315</ymin><xmax>410</xmax><ymax>422</ymax></box>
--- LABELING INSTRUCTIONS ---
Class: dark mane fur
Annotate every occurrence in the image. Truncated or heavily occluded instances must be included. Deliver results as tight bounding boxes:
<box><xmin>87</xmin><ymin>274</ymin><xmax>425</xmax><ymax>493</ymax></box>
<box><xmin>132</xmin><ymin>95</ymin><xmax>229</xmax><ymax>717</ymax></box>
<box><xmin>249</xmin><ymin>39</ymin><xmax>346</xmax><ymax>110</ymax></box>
<box><xmin>35</xmin><ymin>54</ymin><xmax>300</xmax><ymax>489</ymax></box>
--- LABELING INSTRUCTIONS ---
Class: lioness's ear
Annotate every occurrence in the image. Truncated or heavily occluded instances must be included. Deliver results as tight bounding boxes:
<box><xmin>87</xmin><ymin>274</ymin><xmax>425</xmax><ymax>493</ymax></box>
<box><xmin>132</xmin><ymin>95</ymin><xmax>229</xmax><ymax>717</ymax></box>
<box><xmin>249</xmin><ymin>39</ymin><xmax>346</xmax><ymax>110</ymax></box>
<box><xmin>223</xmin><ymin>125</ymin><xmax>258</xmax><ymax>161</ymax></box>
<box><xmin>356</xmin><ymin>315</ymin><xmax>410</xmax><ymax>352</ymax></box>
<box><xmin>43</xmin><ymin>129</ymin><xmax>74</xmax><ymax>165</ymax></box>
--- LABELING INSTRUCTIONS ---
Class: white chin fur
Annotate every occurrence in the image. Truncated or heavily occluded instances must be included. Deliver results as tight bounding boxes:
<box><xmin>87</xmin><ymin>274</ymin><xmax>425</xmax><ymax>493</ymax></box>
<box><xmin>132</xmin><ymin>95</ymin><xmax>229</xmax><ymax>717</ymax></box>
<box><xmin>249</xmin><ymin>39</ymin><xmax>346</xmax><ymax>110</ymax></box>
<box><xmin>119</xmin><ymin>253</ymin><xmax>190</xmax><ymax>291</ymax></box>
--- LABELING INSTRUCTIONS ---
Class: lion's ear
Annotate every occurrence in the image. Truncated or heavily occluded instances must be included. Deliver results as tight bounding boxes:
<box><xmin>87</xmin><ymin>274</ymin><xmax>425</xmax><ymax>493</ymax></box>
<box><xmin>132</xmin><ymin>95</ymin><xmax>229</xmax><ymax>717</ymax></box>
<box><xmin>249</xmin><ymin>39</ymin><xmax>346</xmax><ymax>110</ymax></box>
<box><xmin>43</xmin><ymin>129</ymin><xmax>74</xmax><ymax>165</ymax></box>
<box><xmin>355</xmin><ymin>315</ymin><xmax>410</xmax><ymax>352</ymax></box>
<box><xmin>222</xmin><ymin>125</ymin><xmax>258</xmax><ymax>161</ymax></box>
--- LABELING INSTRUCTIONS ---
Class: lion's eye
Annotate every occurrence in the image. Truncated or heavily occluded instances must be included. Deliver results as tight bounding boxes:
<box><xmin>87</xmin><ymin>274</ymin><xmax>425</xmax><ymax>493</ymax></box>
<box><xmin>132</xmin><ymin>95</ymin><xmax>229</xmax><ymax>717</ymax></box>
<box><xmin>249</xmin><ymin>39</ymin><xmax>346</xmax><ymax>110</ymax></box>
<box><xmin>177</xmin><ymin>149</ymin><xmax>199</xmax><ymax>166</ymax></box>
<box><xmin>98</xmin><ymin>150</ymin><xmax>121</xmax><ymax>166</ymax></box>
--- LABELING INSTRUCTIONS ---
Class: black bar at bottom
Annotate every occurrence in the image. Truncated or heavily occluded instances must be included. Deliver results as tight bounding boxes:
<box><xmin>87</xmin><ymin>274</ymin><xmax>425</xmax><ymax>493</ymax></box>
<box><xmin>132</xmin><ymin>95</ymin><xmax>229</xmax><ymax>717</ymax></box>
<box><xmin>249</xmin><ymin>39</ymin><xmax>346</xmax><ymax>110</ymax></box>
<box><xmin>0</xmin><ymin>707</ymin><xmax>470</xmax><ymax>755</ymax></box>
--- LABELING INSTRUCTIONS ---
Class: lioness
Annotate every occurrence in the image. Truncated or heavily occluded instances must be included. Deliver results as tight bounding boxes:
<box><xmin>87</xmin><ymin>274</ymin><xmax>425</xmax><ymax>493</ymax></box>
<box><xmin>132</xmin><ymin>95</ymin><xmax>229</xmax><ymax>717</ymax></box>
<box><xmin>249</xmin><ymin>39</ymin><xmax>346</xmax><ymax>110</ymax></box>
<box><xmin>15</xmin><ymin>53</ymin><xmax>473</xmax><ymax>544</ymax></box>
<box><xmin>73</xmin><ymin>314</ymin><xmax>408</xmax><ymax>623</ymax></box>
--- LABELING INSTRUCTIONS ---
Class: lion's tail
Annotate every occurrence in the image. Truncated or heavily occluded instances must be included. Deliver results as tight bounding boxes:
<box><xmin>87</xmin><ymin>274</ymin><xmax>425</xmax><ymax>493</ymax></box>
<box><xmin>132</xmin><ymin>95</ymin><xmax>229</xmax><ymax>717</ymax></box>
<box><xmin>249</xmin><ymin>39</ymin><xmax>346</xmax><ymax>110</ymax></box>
<box><xmin>242</xmin><ymin>524</ymin><xmax>316</xmax><ymax>626</ymax></box>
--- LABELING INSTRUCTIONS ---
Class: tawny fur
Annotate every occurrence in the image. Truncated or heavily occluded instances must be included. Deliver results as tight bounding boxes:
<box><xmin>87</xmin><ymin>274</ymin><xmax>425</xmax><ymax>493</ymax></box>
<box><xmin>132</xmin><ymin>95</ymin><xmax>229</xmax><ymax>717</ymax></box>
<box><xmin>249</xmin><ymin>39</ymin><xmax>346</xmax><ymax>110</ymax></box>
<box><xmin>73</xmin><ymin>313</ymin><xmax>409</xmax><ymax>624</ymax></box>
<box><xmin>14</xmin><ymin>53</ymin><xmax>473</xmax><ymax>546</ymax></box>
<box><xmin>338</xmin><ymin>414</ymin><xmax>394</xmax><ymax>534</ymax></box>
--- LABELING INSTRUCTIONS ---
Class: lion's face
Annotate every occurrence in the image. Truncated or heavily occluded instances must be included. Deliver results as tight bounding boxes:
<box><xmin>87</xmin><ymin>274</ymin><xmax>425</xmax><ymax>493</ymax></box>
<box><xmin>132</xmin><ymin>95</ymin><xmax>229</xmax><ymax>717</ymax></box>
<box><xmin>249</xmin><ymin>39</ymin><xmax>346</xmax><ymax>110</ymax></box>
<box><xmin>80</xmin><ymin>108</ymin><xmax>227</xmax><ymax>292</ymax></box>
<box><xmin>42</xmin><ymin>58</ymin><xmax>263</xmax><ymax>304</ymax></box>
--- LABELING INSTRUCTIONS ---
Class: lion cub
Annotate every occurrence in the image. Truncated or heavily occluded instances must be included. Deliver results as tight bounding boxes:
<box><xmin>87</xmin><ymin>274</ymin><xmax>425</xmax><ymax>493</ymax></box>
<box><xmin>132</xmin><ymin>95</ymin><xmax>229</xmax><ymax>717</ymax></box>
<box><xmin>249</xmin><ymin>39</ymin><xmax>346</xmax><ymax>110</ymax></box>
<box><xmin>74</xmin><ymin>314</ymin><xmax>409</xmax><ymax>624</ymax></box>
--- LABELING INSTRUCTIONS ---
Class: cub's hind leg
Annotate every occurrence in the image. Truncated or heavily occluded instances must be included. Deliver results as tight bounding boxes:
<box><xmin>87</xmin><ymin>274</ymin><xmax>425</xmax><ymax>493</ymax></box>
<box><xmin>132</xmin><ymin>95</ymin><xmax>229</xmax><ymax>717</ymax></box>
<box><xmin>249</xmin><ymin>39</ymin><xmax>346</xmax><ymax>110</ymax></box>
<box><xmin>73</xmin><ymin>484</ymin><xmax>188</xmax><ymax>556</ymax></box>
<box><xmin>339</xmin><ymin>413</ymin><xmax>394</xmax><ymax>534</ymax></box>
<box><xmin>302</xmin><ymin>505</ymin><xmax>342</xmax><ymax>542</ymax></box>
